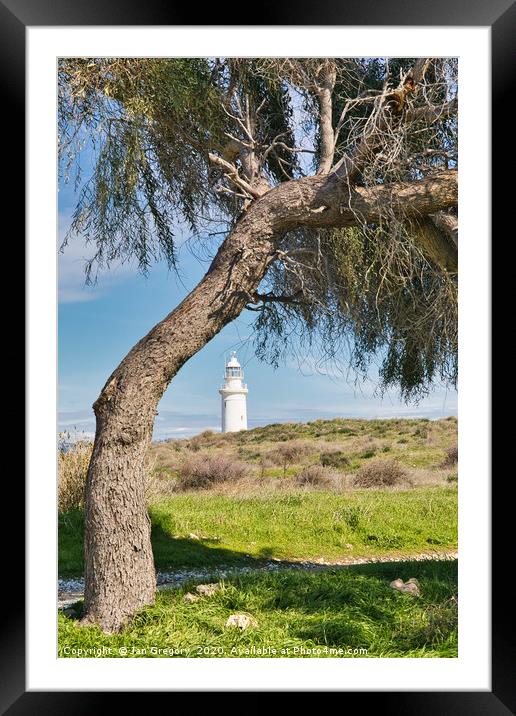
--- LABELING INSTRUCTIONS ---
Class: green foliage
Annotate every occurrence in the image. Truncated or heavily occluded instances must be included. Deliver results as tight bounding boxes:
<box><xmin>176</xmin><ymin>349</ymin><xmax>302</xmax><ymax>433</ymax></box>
<box><xmin>59</xmin><ymin>58</ymin><xmax>299</xmax><ymax>277</ymax></box>
<box><xmin>254</xmin><ymin>223</ymin><xmax>457</xmax><ymax>400</ymax></box>
<box><xmin>59</xmin><ymin>58</ymin><xmax>228</xmax><ymax>276</ymax></box>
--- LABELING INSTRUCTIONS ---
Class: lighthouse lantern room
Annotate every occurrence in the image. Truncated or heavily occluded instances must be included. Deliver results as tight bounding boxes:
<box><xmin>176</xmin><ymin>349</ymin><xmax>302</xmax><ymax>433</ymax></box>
<box><xmin>219</xmin><ymin>352</ymin><xmax>248</xmax><ymax>433</ymax></box>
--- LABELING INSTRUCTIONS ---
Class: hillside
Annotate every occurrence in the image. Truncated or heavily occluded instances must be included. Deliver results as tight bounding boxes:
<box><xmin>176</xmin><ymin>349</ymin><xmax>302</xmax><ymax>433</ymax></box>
<box><xmin>59</xmin><ymin>416</ymin><xmax>458</xmax><ymax>574</ymax></box>
<box><xmin>148</xmin><ymin>416</ymin><xmax>458</xmax><ymax>493</ymax></box>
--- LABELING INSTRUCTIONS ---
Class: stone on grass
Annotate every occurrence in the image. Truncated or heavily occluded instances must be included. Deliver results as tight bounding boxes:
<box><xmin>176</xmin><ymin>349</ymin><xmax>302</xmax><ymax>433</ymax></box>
<box><xmin>400</xmin><ymin>581</ymin><xmax>420</xmax><ymax>596</ymax></box>
<box><xmin>183</xmin><ymin>592</ymin><xmax>200</xmax><ymax>603</ymax></box>
<box><xmin>225</xmin><ymin>614</ymin><xmax>258</xmax><ymax>630</ymax></box>
<box><xmin>390</xmin><ymin>577</ymin><xmax>421</xmax><ymax>596</ymax></box>
<box><xmin>196</xmin><ymin>583</ymin><xmax>221</xmax><ymax>597</ymax></box>
<box><xmin>390</xmin><ymin>578</ymin><xmax>405</xmax><ymax>590</ymax></box>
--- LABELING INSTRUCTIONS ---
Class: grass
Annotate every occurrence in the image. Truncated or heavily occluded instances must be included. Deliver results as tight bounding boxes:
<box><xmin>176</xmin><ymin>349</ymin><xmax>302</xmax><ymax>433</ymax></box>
<box><xmin>58</xmin><ymin>417</ymin><xmax>458</xmax><ymax>658</ymax></box>
<box><xmin>59</xmin><ymin>487</ymin><xmax>457</xmax><ymax>577</ymax></box>
<box><xmin>58</xmin><ymin>559</ymin><xmax>458</xmax><ymax>658</ymax></box>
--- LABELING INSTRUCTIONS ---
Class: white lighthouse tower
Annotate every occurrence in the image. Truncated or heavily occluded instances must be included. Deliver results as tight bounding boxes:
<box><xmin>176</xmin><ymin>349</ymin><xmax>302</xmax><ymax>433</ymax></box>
<box><xmin>219</xmin><ymin>352</ymin><xmax>248</xmax><ymax>433</ymax></box>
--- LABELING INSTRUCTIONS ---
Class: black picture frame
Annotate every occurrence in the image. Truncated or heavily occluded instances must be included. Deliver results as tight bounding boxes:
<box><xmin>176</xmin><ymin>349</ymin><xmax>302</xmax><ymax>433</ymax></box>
<box><xmin>9</xmin><ymin>0</ymin><xmax>506</xmax><ymax>710</ymax></box>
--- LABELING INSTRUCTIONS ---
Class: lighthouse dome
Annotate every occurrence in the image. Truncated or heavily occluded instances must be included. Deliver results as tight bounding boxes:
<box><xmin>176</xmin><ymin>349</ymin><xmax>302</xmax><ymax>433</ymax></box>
<box><xmin>227</xmin><ymin>351</ymin><xmax>241</xmax><ymax>368</ymax></box>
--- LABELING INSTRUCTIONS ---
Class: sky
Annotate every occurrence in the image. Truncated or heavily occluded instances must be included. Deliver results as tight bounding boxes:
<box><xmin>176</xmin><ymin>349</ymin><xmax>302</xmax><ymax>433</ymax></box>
<box><xmin>58</xmin><ymin>151</ymin><xmax>457</xmax><ymax>443</ymax></box>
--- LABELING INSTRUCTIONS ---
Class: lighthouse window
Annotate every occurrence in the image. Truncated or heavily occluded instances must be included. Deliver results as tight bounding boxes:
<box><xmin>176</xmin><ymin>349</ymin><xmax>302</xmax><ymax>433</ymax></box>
<box><xmin>227</xmin><ymin>367</ymin><xmax>242</xmax><ymax>377</ymax></box>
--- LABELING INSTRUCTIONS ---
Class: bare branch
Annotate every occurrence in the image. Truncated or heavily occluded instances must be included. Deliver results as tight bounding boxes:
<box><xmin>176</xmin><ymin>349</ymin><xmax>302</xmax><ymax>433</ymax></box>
<box><xmin>315</xmin><ymin>62</ymin><xmax>337</xmax><ymax>174</ymax></box>
<box><xmin>429</xmin><ymin>212</ymin><xmax>458</xmax><ymax>249</ymax></box>
<box><xmin>208</xmin><ymin>152</ymin><xmax>266</xmax><ymax>198</ymax></box>
<box><xmin>406</xmin><ymin>98</ymin><xmax>458</xmax><ymax>124</ymax></box>
<box><xmin>330</xmin><ymin>60</ymin><xmax>456</xmax><ymax>186</ymax></box>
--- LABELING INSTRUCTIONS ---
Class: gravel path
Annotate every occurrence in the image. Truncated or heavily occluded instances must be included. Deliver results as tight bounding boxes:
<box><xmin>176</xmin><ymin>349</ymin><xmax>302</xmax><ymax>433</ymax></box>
<box><xmin>58</xmin><ymin>550</ymin><xmax>457</xmax><ymax>609</ymax></box>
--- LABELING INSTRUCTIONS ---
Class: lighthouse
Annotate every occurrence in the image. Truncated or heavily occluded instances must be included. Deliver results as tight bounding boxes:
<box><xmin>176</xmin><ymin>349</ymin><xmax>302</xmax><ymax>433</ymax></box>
<box><xmin>219</xmin><ymin>352</ymin><xmax>248</xmax><ymax>432</ymax></box>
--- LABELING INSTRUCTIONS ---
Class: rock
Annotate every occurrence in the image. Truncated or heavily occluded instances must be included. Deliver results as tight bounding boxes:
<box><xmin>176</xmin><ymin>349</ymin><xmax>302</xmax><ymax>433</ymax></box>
<box><xmin>183</xmin><ymin>592</ymin><xmax>200</xmax><ymax>603</ymax></box>
<box><xmin>390</xmin><ymin>578</ymin><xmax>405</xmax><ymax>590</ymax></box>
<box><xmin>196</xmin><ymin>583</ymin><xmax>221</xmax><ymax>597</ymax></box>
<box><xmin>225</xmin><ymin>614</ymin><xmax>258</xmax><ymax>630</ymax></box>
<box><xmin>188</xmin><ymin>533</ymin><xmax>200</xmax><ymax>540</ymax></box>
<box><xmin>390</xmin><ymin>577</ymin><xmax>420</xmax><ymax>596</ymax></box>
<box><xmin>400</xmin><ymin>582</ymin><xmax>420</xmax><ymax>596</ymax></box>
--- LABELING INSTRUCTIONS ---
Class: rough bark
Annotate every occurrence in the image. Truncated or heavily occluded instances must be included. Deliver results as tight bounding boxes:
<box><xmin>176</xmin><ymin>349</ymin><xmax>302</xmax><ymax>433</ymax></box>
<box><xmin>81</xmin><ymin>168</ymin><xmax>457</xmax><ymax>632</ymax></box>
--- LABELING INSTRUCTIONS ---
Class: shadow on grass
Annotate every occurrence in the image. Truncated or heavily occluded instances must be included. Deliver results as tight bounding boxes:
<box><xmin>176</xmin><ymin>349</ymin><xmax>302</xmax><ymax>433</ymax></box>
<box><xmin>228</xmin><ymin>560</ymin><xmax>458</xmax><ymax>652</ymax></box>
<box><xmin>151</xmin><ymin>522</ymin><xmax>268</xmax><ymax>571</ymax></box>
<box><xmin>60</xmin><ymin>509</ymin><xmax>286</xmax><ymax>577</ymax></box>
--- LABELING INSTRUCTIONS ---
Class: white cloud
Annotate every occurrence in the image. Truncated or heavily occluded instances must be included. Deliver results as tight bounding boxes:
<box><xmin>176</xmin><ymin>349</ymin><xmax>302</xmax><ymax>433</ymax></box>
<box><xmin>58</xmin><ymin>212</ymin><xmax>138</xmax><ymax>303</ymax></box>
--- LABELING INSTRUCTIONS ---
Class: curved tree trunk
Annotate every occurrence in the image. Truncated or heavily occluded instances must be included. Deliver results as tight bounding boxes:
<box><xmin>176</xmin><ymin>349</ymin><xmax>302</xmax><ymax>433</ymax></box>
<box><xmin>81</xmin><ymin>170</ymin><xmax>457</xmax><ymax>632</ymax></box>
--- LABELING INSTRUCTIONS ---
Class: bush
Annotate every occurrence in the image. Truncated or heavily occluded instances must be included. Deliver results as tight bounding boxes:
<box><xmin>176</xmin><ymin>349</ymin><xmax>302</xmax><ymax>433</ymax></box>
<box><xmin>146</xmin><ymin>472</ymin><xmax>178</xmax><ymax>503</ymax></box>
<box><xmin>267</xmin><ymin>441</ymin><xmax>313</xmax><ymax>476</ymax></box>
<box><xmin>320</xmin><ymin>450</ymin><xmax>349</xmax><ymax>468</ymax></box>
<box><xmin>294</xmin><ymin>465</ymin><xmax>340</xmax><ymax>489</ymax></box>
<box><xmin>442</xmin><ymin>446</ymin><xmax>458</xmax><ymax>466</ymax></box>
<box><xmin>353</xmin><ymin>459</ymin><xmax>408</xmax><ymax>488</ymax></box>
<box><xmin>58</xmin><ymin>439</ymin><xmax>92</xmax><ymax>512</ymax></box>
<box><xmin>176</xmin><ymin>452</ymin><xmax>250</xmax><ymax>490</ymax></box>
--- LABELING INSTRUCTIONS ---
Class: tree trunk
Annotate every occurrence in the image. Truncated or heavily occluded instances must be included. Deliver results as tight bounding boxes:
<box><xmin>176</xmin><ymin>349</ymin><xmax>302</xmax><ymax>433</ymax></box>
<box><xmin>81</xmin><ymin>170</ymin><xmax>457</xmax><ymax>632</ymax></box>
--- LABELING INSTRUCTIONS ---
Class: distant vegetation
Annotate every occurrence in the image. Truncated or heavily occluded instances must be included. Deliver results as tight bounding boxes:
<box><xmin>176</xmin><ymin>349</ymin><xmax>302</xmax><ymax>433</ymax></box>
<box><xmin>146</xmin><ymin>416</ymin><xmax>458</xmax><ymax>499</ymax></box>
<box><xmin>59</xmin><ymin>416</ymin><xmax>458</xmax><ymax>510</ymax></box>
<box><xmin>58</xmin><ymin>417</ymin><xmax>458</xmax><ymax>577</ymax></box>
<box><xmin>58</xmin><ymin>437</ymin><xmax>92</xmax><ymax>512</ymax></box>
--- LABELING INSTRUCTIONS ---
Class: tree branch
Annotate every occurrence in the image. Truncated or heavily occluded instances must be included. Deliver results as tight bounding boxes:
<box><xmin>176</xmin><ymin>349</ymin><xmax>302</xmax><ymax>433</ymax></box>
<box><xmin>208</xmin><ymin>152</ymin><xmax>266</xmax><ymax>199</ymax></box>
<box><xmin>406</xmin><ymin>98</ymin><xmax>458</xmax><ymax>124</ymax></box>
<box><xmin>250</xmin><ymin>290</ymin><xmax>303</xmax><ymax>305</ymax></box>
<box><xmin>329</xmin><ymin>58</ymin><xmax>453</xmax><ymax>186</ymax></box>
<box><xmin>315</xmin><ymin>62</ymin><xmax>337</xmax><ymax>174</ymax></box>
<box><xmin>429</xmin><ymin>212</ymin><xmax>458</xmax><ymax>249</ymax></box>
<box><xmin>407</xmin><ymin>215</ymin><xmax>458</xmax><ymax>272</ymax></box>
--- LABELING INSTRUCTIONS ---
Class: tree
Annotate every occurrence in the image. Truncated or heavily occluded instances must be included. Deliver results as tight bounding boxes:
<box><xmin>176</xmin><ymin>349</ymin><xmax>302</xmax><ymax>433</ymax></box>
<box><xmin>59</xmin><ymin>57</ymin><xmax>458</xmax><ymax>632</ymax></box>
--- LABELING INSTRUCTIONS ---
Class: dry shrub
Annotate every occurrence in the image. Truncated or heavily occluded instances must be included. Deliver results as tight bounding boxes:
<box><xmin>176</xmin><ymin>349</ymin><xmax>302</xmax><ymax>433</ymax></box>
<box><xmin>150</xmin><ymin>444</ymin><xmax>183</xmax><ymax>471</ymax></box>
<box><xmin>353</xmin><ymin>458</ymin><xmax>408</xmax><ymax>488</ymax></box>
<box><xmin>146</xmin><ymin>472</ymin><xmax>178</xmax><ymax>503</ymax></box>
<box><xmin>58</xmin><ymin>440</ymin><xmax>92</xmax><ymax>512</ymax></box>
<box><xmin>442</xmin><ymin>446</ymin><xmax>458</xmax><ymax>466</ymax></box>
<box><xmin>320</xmin><ymin>450</ymin><xmax>350</xmax><ymax>468</ymax></box>
<box><xmin>176</xmin><ymin>452</ymin><xmax>250</xmax><ymax>491</ymax></box>
<box><xmin>294</xmin><ymin>465</ymin><xmax>341</xmax><ymax>489</ymax></box>
<box><xmin>267</xmin><ymin>441</ymin><xmax>314</xmax><ymax>471</ymax></box>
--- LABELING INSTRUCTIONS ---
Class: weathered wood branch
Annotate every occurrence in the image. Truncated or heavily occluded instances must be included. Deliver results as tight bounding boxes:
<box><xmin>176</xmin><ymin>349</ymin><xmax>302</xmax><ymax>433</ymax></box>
<box><xmin>328</xmin><ymin>58</ymin><xmax>455</xmax><ymax>187</ymax></box>
<box><xmin>406</xmin><ymin>98</ymin><xmax>458</xmax><ymax>124</ymax></box>
<box><xmin>208</xmin><ymin>152</ymin><xmax>266</xmax><ymax>199</ymax></box>
<box><xmin>315</xmin><ymin>63</ymin><xmax>337</xmax><ymax>174</ymax></box>
<box><xmin>429</xmin><ymin>212</ymin><xmax>458</xmax><ymax>249</ymax></box>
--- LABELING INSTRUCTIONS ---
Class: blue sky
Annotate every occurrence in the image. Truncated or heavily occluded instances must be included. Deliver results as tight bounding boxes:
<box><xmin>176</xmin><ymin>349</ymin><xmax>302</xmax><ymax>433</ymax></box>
<box><xmin>58</xmin><ymin>165</ymin><xmax>457</xmax><ymax>442</ymax></box>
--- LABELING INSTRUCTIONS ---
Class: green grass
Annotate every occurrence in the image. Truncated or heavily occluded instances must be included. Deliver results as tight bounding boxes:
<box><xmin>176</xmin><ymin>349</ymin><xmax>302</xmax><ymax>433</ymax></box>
<box><xmin>59</xmin><ymin>487</ymin><xmax>457</xmax><ymax>577</ymax></box>
<box><xmin>58</xmin><ymin>559</ymin><xmax>458</xmax><ymax>658</ymax></box>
